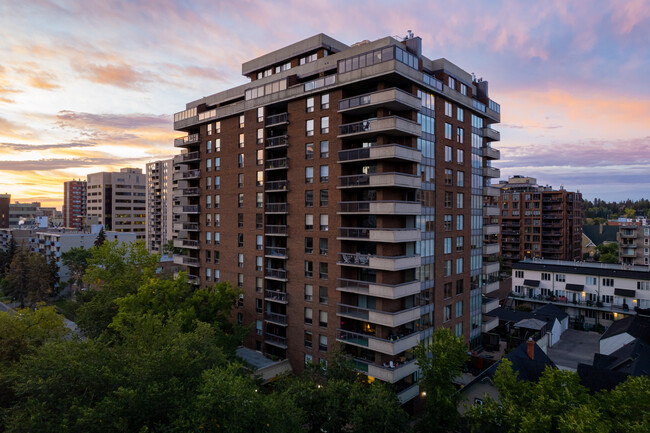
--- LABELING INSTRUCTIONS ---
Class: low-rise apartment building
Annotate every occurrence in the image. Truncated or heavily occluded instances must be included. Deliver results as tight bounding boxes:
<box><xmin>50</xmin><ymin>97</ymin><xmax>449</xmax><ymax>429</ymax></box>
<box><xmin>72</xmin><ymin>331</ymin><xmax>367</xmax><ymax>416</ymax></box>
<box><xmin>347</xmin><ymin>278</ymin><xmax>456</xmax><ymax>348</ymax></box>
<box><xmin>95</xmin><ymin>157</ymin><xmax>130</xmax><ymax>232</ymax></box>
<box><xmin>618</xmin><ymin>224</ymin><xmax>650</xmax><ymax>266</ymax></box>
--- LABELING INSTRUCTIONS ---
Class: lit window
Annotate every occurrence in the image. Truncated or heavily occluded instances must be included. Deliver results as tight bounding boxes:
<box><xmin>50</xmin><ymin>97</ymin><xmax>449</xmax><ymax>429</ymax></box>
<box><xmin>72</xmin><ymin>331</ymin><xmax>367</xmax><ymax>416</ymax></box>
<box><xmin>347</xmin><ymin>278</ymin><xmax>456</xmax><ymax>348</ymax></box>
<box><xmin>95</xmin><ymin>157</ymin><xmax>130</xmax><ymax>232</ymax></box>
<box><xmin>306</xmin><ymin>119</ymin><xmax>314</xmax><ymax>136</ymax></box>
<box><xmin>307</xmin><ymin>97</ymin><xmax>314</xmax><ymax>113</ymax></box>
<box><xmin>320</xmin><ymin>116</ymin><xmax>329</xmax><ymax>134</ymax></box>
<box><xmin>321</xmin><ymin>94</ymin><xmax>329</xmax><ymax>109</ymax></box>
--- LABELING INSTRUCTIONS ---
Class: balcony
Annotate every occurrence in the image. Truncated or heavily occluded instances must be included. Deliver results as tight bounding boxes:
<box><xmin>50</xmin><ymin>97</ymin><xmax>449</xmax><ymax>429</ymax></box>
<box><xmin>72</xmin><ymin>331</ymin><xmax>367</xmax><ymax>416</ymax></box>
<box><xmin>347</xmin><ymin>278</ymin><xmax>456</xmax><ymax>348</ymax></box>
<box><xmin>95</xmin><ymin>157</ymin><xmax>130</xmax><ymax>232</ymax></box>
<box><xmin>265</xmin><ymin>246</ymin><xmax>288</xmax><ymax>259</ymax></box>
<box><xmin>265</xmin><ymin>203</ymin><xmax>288</xmax><ymax>214</ymax></box>
<box><xmin>337</xmin><ymin>200</ymin><xmax>421</xmax><ymax>215</ymax></box>
<box><xmin>337</xmin><ymin>329</ymin><xmax>420</xmax><ymax>356</ymax></box>
<box><xmin>173</xmin><ymin>239</ymin><xmax>200</xmax><ymax>249</ymax></box>
<box><xmin>338</xmin><ymin>144</ymin><xmax>421</xmax><ymax>164</ymax></box>
<box><xmin>265</xmin><ymin>225</ymin><xmax>288</xmax><ymax>236</ymax></box>
<box><xmin>337</xmin><ymin>116</ymin><xmax>421</xmax><ymax>139</ymax></box>
<box><xmin>264</xmin><ymin>268</ymin><xmax>288</xmax><ymax>281</ymax></box>
<box><xmin>621</xmin><ymin>249</ymin><xmax>637</xmax><ymax>257</ymax></box>
<box><xmin>180</xmin><ymin>151</ymin><xmax>201</xmax><ymax>163</ymax></box>
<box><xmin>264</xmin><ymin>311</ymin><xmax>288</xmax><ymax>326</ymax></box>
<box><xmin>174</xmin><ymin>205</ymin><xmax>200</xmax><ymax>214</ymax></box>
<box><xmin>355</xmin><ymin>358</ymin><xmax>419</xmax><ymax>384</ymax></box>
<box><xmin>337</xmin><ymin>227</ymin><xmax>421</xmax><ymax>243</ymax></box>
<box><xmin>265</xmin><ymin>181</ymin><xmax>288</xmax><ymax>193</ymax></box>
<box><xmin>482</xmin><ymin>315</ymin><xmax>498</xmax><ymax>333</ymax></box>
<box><xmin>397</xmin><ymin>384</ymin><xmax>420</xmax><ymax>404</ymax></box>
<box><xmin>181</xmin><ymin>187</ymin><xmax>201</xmax><ymax>196</ymax></box>
<box><xmin>265</xmin><ymin>135</ymin><xmax>288</xmax><ymax>148</ymax></box>
<box><xmin>338</xmin><ymin>88</ymin><xmax>421</xmax><ymax>114</ymax></box>
<box><xmin>265</xmin><ymin>113</ymin><xmax>288</xmax><ymax>127</ymax></box>
<box><xmin>483</xmin><ymin>186</ymin><xmax>501</xmax><ymax>197</ymax></box>
<box><xmin>173</xmin><ymin>255</ymin><xmax>200</xmax><ymax>267</ymax></box>
<box><xmin>483</xmin><ymin>166</ymin><xmax>501</xmax><ymax>178</ymax></box>
<box><xmin>483</xmin><ymin>243</ymin><xmax>500</xmax><ymax>255</ymax></box>
<box><xmin>482</xmin><ymin>128</ymin><xmax>501</xmax><ymax>142</ymax></box>
<box><xmin>482</xmin><ymin>297</ymin><xmax>499</xmax><ymax>314</ymax></box>
<box><xmin>483</xmin><ymin>261</ymin><xmax>500</xmax><ymax>275</ymax></box>
<box><xmin>174</xmin><ymin>222</ymin><xmax>199</xmax><ymax>232</ymax></box>
<box><xmin>338</xmin><ymin>172</ymin><xmax>421</xmax><ymax>189</ymax></box>
<box><xmin>483</xmin><ymin>205</ymin><xmax>499</xmax><ymax>217</ymax></box>
<box><xmin>337</xmin><ymin>278</ymin><xmax>420</xmax><ymax>300</ymax></box>
<box><xmin>482</xmin><ymin>280</ymin><xmax>500</xmax><ymax>295</ymax></box>
<box><xmin>265</xmin><ymin>157</ymin><xmax>288</xmax><ymax>170</ymax></box>
<box><xmin>265</xmin><ymin>289</ymin><xmax>288</xmax><ymax>304</ymax></box>
<box><xmin>187</xmin><ymin>274</ymin><xmax>200</xmax><ymax>285</ymax></box>
<box><xmin>620</xmin><ymin>230</ymin><xmax>637</xmax><ymax>239</ymax></box>
<box><xmin>173</xmin><ymin>169</ymin><xmax>201</xmax><ymax>181</ymax></box>
<box><xmin>338</xmin><ymin>303</ymin><xmax>421</xmax><ymax>328</ymax></box>
<box><xmin>483</xmin><ymin>224</ymin><xmax>500</xmax><ymax>236</ymax></box>
<box><xmin>337</xmin><ymin>252</ymin><xmax>421</xmax><ymax>271</ymax></box>
<box><xmin>482</xmin><ymin>146</ymin><xmax>500</xmax><ymax>160</ymax></box>
<box><xmin>264</xmin><ymin>333</ymin><xmax>288</xmax><ymax>349</ymax></box>
<box><xmin>174</xmin><ymin>133</ymin><xmax>200</xmax><ymax>148</ymax></box>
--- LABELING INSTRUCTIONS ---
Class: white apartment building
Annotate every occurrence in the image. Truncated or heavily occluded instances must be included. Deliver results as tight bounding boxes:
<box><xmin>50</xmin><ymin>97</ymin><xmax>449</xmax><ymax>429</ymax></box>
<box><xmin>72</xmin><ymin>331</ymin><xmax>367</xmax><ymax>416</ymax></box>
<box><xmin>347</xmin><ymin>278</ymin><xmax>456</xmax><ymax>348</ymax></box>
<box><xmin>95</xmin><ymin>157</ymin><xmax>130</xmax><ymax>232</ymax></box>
<box><xmin>511</xmin><ymin>259</ymin><xmax>650</xmax><ymax>327</ymax></box>
<box><xmin>86</xmin><ymin>168</ymin><xmax>146</xmax><ymax>239</ymax></box>
<box><xmin>146</xmin><ymin>159</ymin><xmax>175</xmax><ymax>254</ymax></box>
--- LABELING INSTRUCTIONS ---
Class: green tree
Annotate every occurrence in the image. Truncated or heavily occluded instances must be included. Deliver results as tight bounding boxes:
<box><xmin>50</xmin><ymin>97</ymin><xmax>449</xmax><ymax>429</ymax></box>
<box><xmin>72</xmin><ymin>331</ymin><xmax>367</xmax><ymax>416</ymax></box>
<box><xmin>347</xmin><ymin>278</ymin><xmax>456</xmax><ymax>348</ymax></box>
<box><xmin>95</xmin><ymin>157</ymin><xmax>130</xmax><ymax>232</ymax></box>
<box><xmin>162</xmin><ymin>239</ymin><xmax>184</xmax><ymax>256</ymax></box>
<box><xmin>4</xmin><ymin>248</ymin><xmax>29</xmax><ymax>307</ymax></box>
<box><xmin>623</xmin><ymin>207</ymin><xmax>636</xmax><ymax>218</ymax></box>
<box><xmin>94</xmin><ymin>226</ymin><xmax>106</xmax><ymax>247</ymax></box>
<box><xmin>61</xmin><ymin>246</ymin><xmax>92</xmax><ymax>292</ymax></box>
<box><xmin>413</xmin><ymin>327</ymin><xmax>469</xmax><ymax>433</ymax></box>
<box><xmin>47</xmin><ymin>256</ymin><xmax>60</xmax><ymax>296</ymax></box>
<box><xmin>25</xmin><ymin>253</ymin><xmax>52</xmax><ymax>306</ymax></box>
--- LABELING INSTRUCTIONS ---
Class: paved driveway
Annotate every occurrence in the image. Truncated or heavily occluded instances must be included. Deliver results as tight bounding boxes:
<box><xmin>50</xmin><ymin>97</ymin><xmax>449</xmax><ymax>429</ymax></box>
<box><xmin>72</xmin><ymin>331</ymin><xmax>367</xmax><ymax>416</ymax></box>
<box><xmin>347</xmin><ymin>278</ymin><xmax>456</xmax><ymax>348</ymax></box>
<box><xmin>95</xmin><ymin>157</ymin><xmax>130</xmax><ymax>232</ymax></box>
<box><xmin>547</xmin><ymin>329</ymin><xmax>601</xmax><ymax>370</ymax></box>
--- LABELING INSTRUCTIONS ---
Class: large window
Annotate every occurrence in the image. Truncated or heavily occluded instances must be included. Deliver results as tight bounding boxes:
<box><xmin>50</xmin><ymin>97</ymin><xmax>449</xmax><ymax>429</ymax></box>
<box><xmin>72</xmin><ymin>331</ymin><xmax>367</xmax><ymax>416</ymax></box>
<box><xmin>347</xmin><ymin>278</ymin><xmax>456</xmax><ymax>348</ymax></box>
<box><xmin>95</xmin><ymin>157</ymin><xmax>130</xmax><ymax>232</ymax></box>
<box><xmin>306</xmin><ymin>119</ymin><xmax>314</xmax><ymax>136</ymax></box>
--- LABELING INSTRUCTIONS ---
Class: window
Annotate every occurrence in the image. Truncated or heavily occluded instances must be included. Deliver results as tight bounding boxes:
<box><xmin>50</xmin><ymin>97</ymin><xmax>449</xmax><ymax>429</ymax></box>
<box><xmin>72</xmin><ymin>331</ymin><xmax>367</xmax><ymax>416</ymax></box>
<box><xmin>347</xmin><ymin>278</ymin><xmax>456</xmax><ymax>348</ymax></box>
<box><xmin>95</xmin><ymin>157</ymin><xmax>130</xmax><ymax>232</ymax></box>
<box><xmin>205</xmin><ymin>231</ymin><xmax>212</xmax><ymax>245</ymax></box>
<box><xmin>456</xmin><ymin>300</ymin><xmax>463</xmax><ymax>317</ymax></box>
<box><xmin>238</xmin><ymin>213</ymin><xmax>243</xmax><ymax>228</ymax></box>
<box><xmin>305</xmin><ymin>142</ymin><xmax>314</xmax><ymax>159</ymax></box>
<box><xmin>239</xmin><ymin>133</ymin><xmax>245</xmax><ymax>148</ymax></box>
<box><xmin>444</xmin><ymin>237</ymin><xmax>452</xmax><ymax>254</ymax></box>
<box><xmin>319</xmin><ymin>238</ymin><xmax>328</xmax><ymax>255</ymax></box>
<box><xmin>304</xmin><ymin>284</ymin><xmax>313</xmax><ymax>301</ymax></box>
<box><xmin>457</xmin><ymin>193</ymin><xmax>464</xmax><ymax>209</ymax></box>
<box><xmin>444</xmin><ymin>260</ymin><xmax>452</xmax><ymax>276</ymax></box>
<box><xmin>215</xmin><ymin>138</ymin><xmax>221</xmax><ymax>151</ymax></box>
<box><xmin>320</xmin><ymin>140</ymin><xmax>329</xmax><ymax>158</ymax></box>
<box><xmin>319</xmin><ymin>286</ymin><xmax>328</xmax><ymax>304</ymax></box>
<box><xmin>305</xmin><ymin>331</ymin><xmax>313</xmax><ymax>347</ymax></box>
<box><xmin>206</xmin><ymin>213</ymin><xmax>212</xmax><ymax>227</ymax></box>
<box><xmin>320</xmin><ymin>165</ymin><xmax>329</xmax><ymax>182</ymax></box>
<box><xmin>206</xmin><ymin>140</ymin><xmax>212</xmax><ymax>153</ymax></box>
<box><xmin>238</xmin><ymin>173</ymin><xmax>244</xmax><ymax>188</ymax></box>
<box><xmin>305</xmin><ymin>237</ymin><xmax>313</xmax><ymax>254</ymax></box>
<box><xmin>457</xmin><ymin>148</ymin><xmax>464</xmax><ymax>163</ymax></box>
<box><xmin>445</xmin><ymin>101</ymin><xmax>453</xmax><ymax>117</ymax></box>
<box><xmin>319</xmin><ymin>262</ymin><xmax>328</xmax><ymax>279</ymax></box>
<box><xmin>445</xmin><ymin>191</ymin><xmax>453</xmax><ymax>208</ymax></box>
<box><xmin>256</xmin><ymin>192</ymin><xmax>263</xmax><ymax>208</ymax></box>
<box><xmin>448</xmin><ymin>76</ymin><xmax>456</xmax><ymax>89</ymax></box>
<box><xmin>445</xmin><ymin>123</ymin><xmax>452</xmax><ymax>140</ymax></box>
<box><xmin>206</xmin><ymin>195</ymin><xmax>212</xmax><ymax>209</ymax></box>
<box><xmin>457</xmin><ymin>127</ymin><xmax>464</xmax><ymax>144</ymax></box>
<box><xmin>455</xmin><ymin>322</ymin><xmax>463</xmax><ymax>337</ymax></box>
<box><xmin>238</xmin><ymin>253</ymin><xmax>244</xmax><ymax>268</ymax></box>
<box><xmin>205</xmin><ymin>268</ymin><xmax>211</xmax><ymax>282</ymax></box>
<box><xmin>306</xmin><ymin>119</ymin><xmax>314</xmax><ymax>136</ymax></box>
<box><xmin>238</xmin><ymin>153</ymin><xmax>244</xmax><ymax>168</ymax></box>
<box><xmin>257</xmin><ymin>128</ymin><xmax>263</xmax><ymax>144</ymax></box>
<box><xmin>602</xmin><ymin>278</ymin><xmax>614</xmax><ymax>287</ymax></box>
<box><xmin>456</xmin><ymin>258</ymin><xmax>463</xmax><ymax>274</ymax></box>
<box><xmin>257</xmin><ymin>107</ymin><xmax>264</xmax><ymax>122</ymax></box>
<box><xmin>214</xmin><ymin>157</ymin><xmax>220</xmax><ymax>171</ymax></box>
<box><xmin>307</xmin><ymin>97</ymin><xmax>314</xmax><ymax>113</ymax></box>
<box><xmin>305</xmin><ymin>190</ymin><xmax>314</xmax><ymax>207</ymax></box>
<box><xmin>255</xmin><ymin>256</ymin><xmax>263</xmax><ymax>271</ymax></box>
<box><xmin>541</xmin><ymin>273</ymin><xmax>551</xmax><ymax>281</ymax></box>
<box><xmin>257</xmin><ymin>149</ymin><xmax>263</xmax><ymax>165</ymax></box>
<box><xmin>456</xmin><ymin>279</ymin><xmax>464</xmax><ymax>295</ymax></box>
<box><xmin>207</xmin><ymin>123</ymin><xmax>213</xmax><ymax>135</ymax></box>
<box><xmin>456</xmin><ymin>215</ymin><xmax>464</xmax><ymax>230</ymax></box>
<box><xmin>319</xmin><ymin>310</ymin><xmax>328</xmax><ymax>327</ymax></box>
<box><xmin>256</xmin><ymin>235</ymin><xmax>263</xmax><ymax>250</ymax></box>
<box><xmin>238</xmin><ymin>193</ymin><xmax>244</xmax><ymax>208</ymax></box>
<box><xmin>321</xmin><ymin>94</ymin><xmax>329</xmax><ymax>109</ymax></box>
<box><xmin>305</xmin><ymin>167</ymin><xmax>314</xmax><ymax>183</ymax></box>
<box><xmin>214</xmin><ymin>232</ymin><xmax>220</xmax><ymax>246</ymax></box>
<box><xmin>214</xmin><ymin>269</ymin><xmax>220</xmax><ymax>282</ymax></box>
<box><xmin>459</xmin><ymin>83</ymin><xmax>467</xmax><ymax>95</ymax></box>
<box><xmin>320</xmin><ymin>189</ymin><xmax>328</xmax><ymax>206</ymax></box>
<box><xmin>457</xmin><ymin>171</ymin><xmax>464</xmax><ymax>187</ymax></box>
<box><xmin>515</xmin><ymin>270</ymin><xmax>524</xmax><ymax>279</ymax></box>
<box><xmin>215</xmin><ymin>121</ymin><xmax>221</xmax><ymax>133</ymax></box>
<box><xmin>320</xmin><ymin>116</ymin><xmax>329</xmax><ymax>134</ymax></box>
<box><xmin>305</xmin><ymin>353</ymin><xmax>313</xmax><ymax>365</ymax></box>
<box><xmin>206</xmin><ymin>176</ymin><xmax>212</xmax><ymax>190</ymax></box>
<box><xmin>444</xmin><ymin>305</ymin><xmax>451</xmax><ymax>322</ymax></box>
<box><xmin>319</xmin><ymin>335</ymin><xmax>328</xmax><ymax>351</ymax></box>
<box><xmin>239</xmin><ymin>114</ymin><xmax>244</xmax><ymax>128</ymax></box>
<box><xmin>445</xmin><ymin>145</ymin><xmax>453</xmax><ymax>162</ymax></box>
<box><xmin>444</xmin><ymin>282</ymin><xmax>452</xmax><ymax>298</ymax></box>
<box><xmin>305</xmin><ymin>214</ymin><xmax>313</xmax><ymax>230</ymax></box>
<box><xmin>444</xmin><ymin>168</ymin><xmax>453</xmax><ymax>185</ymax></box>
<box><xmin>457</xmin><ymin>107</ymin><xmax>464</xmax><ymax>122</ymax></box>
<box><xmin>206</xmin><ymin>158</ymin><xmax>212</xmax><ymax>172</ymax></box>
<box><xmin>320</xmin><ymin>214</ymin><xmax>328</xmax><ymax>231</ymax></box>
<box><xmin>214</xmin><ymin>213</ymin><xmax>220</xmax><ymax>227</ymax></box>
<box><xmin>305</xmin><ymin>261</ymin><xmax>313</xmax><ymax>278</ymax></box>
<box><xmin>205</xmin><ymin>250</ymin><xmax>211</xmax><ymax>264</ymax></box>
<box><xmin>444</xmin><ymin>215</ymin><xmax>452</xmax><ymax>231</ymax></box>
<box><xmin>238</xmin><ymin>233</ymin><xmax>244</xmax><ymax>247</ymax></box>
<box><xmin>305</xmin><ymin>308</ymin><xmax>313</xmax><ymax>324</ymax></box>
<box><xmin>214</xmin><ymin>194</ymin><xmax>220</xmax><ymax>208</ymax></box>
<box><xmin>456</xmin><ymin>236</ymin><xmax>464</xmax><ymax>252</ymax></box>
<box><xmin>555</xmin><ymin>274</ymin><xmax>566</xmax><ymax>282</ymax></box>
<box><xmin>255</xmin><ymin>299</ymin><xmax>262</xmax><ymax>314</ymax></box>
<box><xmin>256</xmin><ymin>214</ymin><xmax>263</xmax><ymax>229</ymax></box>
<box><xmin>256</xmin><ymin>170</ymin><xmax>263</xmax><ymax>187</ymax></box>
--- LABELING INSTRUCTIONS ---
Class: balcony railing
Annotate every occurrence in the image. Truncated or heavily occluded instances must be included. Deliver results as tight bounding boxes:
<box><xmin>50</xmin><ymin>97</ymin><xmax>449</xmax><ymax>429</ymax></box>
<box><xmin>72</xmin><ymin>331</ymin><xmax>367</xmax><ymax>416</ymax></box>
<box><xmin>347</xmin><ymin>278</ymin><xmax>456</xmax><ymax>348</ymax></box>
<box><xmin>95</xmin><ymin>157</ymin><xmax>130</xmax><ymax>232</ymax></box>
<box><xmin>264</xmin><ymin>289</ymin><xmax>288</xmax><ymax>303</ymax></box>
<box><xmin>180</xmin><ymin>169</ymin><xmax>201</xmax><ymax>179</ymax></box>
<box><xmin>338</xmin><ymin>172</ymin><xmax>420</xmax><ymax>188</ymax></box>
<box><xmin>264</xmin><ymin>312</ymin><xmax>288</xmax><ymax>325</ymax></box>
<box><xmin>265</xmin><ymin>203</ymin><xmax>288</xmax><ymax>213</ymax></box>
<box><xmin>181</xmin><ymin>151</ymin><xmax>201</xmax><ymax>162</ymax></box>
<box><xmin>182</xmin><ymin>187</ymin><xmax>201</xmax><ymax>196</ymax></box>
<box><xmin>265</xmin><ymin>246</ymin><xmax>287</xmax><ymax>258</ymax></box>
<box><xmin>264</xmin><ymin>333</ymin><xmax>288</xmax><ymax>348</ymax></box>
<box><xmin>265</xmin><ymin>268</ymin><xmax>288</xmax><ymax>280</ymax></box>
<box><xmin>174</xmin><ymin>133</ymin><xmax>200</xmax><ymax>147</ymax></box>
<box><xmin>265</xmin><ymin>113</ymin><xmax>288</xmax><ymax>126</ymax></box>
<box><xmin>265</xmin><ymin>158</ymin><xmax>288</xmax><ymax>170</ymax></box>
<box><xmin>338</xmin><ymin>227</ymin><xmax>370</xmax><ymax>239</ymax></box>
<box><xmin>265</xmin><ymin>225</ymin><xmax>287</xmax><ymax>235</ymax></box>
<box><xmin>266</xmin><ymin>135</ymin><xmax>288</xmax><ymax>148</ymax></box>
<box><xmin>265</xmin><ymin>180</ymin><xmax>288</xmax><ymax>191</ymax></box>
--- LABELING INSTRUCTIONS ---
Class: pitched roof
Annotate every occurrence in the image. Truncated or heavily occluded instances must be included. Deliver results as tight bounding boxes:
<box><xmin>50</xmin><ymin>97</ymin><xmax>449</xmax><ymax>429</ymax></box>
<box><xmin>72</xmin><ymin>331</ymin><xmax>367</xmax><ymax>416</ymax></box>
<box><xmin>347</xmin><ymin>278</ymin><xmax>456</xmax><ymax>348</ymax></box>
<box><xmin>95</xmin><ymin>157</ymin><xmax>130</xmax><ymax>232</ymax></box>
<box><xmin>582</xmin><ymin>224</ymin><xmax>619</xmax><ymax>245</ymax></box>
<box><xmin>578</xmin><ymin>340</ymin><xmax>650</xmax><ymax>392</ymax></box>
<box><xmin>601</xmin><ymin>315</ymin><xmax>650</xmax><ymax>345</ymax></box>
<box><xmin>491</xmin><ymin>304</ymin><xmax>568</xmax><ymax>327</ymax></box>
<box><xmin>533</xmin><ymin>303</ymin><xmax>569</xmax><ymax>322</ymax></box>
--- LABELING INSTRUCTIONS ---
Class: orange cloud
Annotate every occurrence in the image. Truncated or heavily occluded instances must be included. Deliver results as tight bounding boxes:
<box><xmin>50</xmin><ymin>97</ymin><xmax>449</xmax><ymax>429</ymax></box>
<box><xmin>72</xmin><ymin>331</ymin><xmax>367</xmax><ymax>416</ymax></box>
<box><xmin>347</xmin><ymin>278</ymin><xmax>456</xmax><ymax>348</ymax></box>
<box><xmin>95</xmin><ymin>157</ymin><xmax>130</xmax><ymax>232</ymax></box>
<box><xmin>75</xmin><ymin>63</ymin><xmax>152</xmax><ymax>89</ymax></box>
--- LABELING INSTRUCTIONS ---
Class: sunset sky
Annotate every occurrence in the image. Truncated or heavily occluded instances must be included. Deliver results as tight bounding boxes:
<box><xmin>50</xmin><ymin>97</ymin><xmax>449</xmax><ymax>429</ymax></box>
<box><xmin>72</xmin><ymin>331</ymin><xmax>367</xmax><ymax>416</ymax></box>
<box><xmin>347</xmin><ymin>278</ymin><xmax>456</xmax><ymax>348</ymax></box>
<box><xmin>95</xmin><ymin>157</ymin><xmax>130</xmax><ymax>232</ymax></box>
<box><xmin>1</xmin><ymin>0</ymin><xmax>649</xmax><ymax>208</ymax></box>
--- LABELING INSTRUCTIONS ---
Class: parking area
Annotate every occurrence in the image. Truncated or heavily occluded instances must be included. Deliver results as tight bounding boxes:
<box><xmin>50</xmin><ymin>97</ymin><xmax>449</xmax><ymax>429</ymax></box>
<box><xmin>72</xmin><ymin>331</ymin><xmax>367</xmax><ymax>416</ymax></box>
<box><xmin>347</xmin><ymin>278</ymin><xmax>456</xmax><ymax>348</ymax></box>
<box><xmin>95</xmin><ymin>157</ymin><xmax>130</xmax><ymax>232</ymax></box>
<box><xmin>547</xmin><ymin>329</ymin><xmax>601</xmax><ymax>370</ymax></box>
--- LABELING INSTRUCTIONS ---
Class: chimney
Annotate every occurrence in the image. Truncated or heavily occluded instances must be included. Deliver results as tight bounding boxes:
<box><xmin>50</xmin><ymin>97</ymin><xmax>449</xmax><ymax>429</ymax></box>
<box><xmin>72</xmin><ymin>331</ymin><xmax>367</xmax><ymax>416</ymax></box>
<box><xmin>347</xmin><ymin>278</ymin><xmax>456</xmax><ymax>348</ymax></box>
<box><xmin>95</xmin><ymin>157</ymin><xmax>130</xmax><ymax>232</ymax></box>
<box><xmin>527</xmin><ymin>337</ymin><xmax>535</xmax><ymax>360</ymax></box>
